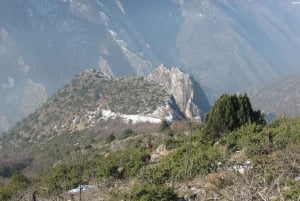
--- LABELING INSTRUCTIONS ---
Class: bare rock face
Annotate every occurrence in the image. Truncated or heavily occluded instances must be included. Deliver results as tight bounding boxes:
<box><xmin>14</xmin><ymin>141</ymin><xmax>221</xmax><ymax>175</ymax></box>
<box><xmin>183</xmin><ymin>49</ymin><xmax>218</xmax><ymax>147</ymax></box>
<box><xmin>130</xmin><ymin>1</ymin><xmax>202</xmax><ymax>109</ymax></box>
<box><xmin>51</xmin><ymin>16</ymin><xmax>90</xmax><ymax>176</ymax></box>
<box><xmin>147</xmin><ymin>65</ymin><xmax>210</xmax><ymax>121</ymax></box>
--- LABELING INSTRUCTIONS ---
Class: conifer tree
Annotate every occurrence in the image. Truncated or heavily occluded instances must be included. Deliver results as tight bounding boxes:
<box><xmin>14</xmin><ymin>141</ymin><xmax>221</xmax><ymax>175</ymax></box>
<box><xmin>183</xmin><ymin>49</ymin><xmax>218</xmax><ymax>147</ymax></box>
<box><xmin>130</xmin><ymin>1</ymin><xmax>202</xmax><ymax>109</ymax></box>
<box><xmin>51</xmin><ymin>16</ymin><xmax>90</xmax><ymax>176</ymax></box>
<box><xmin>205</xmin><ymin>93</ymin><xmax>265</xmax><ymax>139</ymax></box>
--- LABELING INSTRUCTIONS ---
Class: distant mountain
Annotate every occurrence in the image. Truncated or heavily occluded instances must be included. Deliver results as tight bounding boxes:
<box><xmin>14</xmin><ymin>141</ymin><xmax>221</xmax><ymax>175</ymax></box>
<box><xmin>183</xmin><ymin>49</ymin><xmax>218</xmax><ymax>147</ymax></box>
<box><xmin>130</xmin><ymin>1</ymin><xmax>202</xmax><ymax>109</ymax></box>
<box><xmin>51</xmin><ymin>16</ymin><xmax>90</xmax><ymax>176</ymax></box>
<box><xmin>249</xmin><ymin>73</ymin><xmax>300</xmax><ymax>121</ymax></box>
<box><xmin>1</xmin><ymin>0</ymin><xmax>300</xmax><ymax>132</ymax></box>
<box><xmin>177</xmin><ymin>0</ymin><xmax>300</xmax><ymax>100</ymax></box>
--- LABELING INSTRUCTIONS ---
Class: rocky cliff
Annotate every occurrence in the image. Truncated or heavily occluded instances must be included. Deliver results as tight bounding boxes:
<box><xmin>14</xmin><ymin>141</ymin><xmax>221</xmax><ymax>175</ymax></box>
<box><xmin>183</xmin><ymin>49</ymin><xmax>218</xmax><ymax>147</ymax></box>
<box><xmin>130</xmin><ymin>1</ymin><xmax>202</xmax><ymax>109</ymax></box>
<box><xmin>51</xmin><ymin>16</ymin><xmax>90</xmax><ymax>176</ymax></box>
<box><xmin>148</xmin><ymin>65</ymin><xmax>210</xmax><ymax>121</ymax></box>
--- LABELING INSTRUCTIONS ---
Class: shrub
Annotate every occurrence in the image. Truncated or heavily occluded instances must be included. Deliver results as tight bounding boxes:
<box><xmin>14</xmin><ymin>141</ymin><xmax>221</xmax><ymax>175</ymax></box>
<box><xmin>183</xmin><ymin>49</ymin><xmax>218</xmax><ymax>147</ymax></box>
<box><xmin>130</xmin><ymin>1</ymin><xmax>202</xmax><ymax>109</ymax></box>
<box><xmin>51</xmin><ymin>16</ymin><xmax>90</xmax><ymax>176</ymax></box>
<box><xmin>160</xmin><ymin>120</ymin><xmax>170</xmax><ymax>131</ymax></box>
<box><xmin>0</xmin><ymin>171</ymin><xmax>30</xmax><ymax>200</ymax></box>
<box><xmin>124</xmin><ymin>184</ymin><xmax>178</xmax><ymax>201</ymax></box>
<box><xmin>120</xmin><ymin>128</ymin><xmax>134</xmax><ymax>139</ymax></box>
<box><xmin>106</xmin><ymin>133</ymin><xmax>116</xmax><ymax>143</ymax></box>
<box><xmin>145</xmin><ymin>143</ymin><xmax>224</xmax><ymax>184</ymax></box>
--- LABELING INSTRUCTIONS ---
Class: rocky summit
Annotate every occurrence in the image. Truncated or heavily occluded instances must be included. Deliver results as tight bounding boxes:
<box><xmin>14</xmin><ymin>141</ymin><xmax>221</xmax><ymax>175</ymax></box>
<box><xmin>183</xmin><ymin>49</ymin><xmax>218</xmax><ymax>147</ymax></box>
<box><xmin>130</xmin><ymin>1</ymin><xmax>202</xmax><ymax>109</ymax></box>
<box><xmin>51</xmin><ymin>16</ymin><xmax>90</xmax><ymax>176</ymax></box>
<box><xmin>148</xmin><ymin>65</ymin><xmax>210</xmax><ymax>121</ymax></box>
<box><xmin>5</xmin><ymin>69</ymin><xmax>187</xmax><ymax>145</ymax></box>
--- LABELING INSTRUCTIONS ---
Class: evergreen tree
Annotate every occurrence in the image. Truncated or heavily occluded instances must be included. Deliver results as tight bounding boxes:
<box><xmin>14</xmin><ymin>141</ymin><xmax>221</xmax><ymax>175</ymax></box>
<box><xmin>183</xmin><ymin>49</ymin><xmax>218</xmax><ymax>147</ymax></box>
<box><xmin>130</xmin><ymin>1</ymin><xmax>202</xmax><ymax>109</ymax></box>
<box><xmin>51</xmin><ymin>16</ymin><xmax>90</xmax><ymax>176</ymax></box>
<box><xmin>205</xmin><ymin>93</ymin><xmax>265</xmax><ymax>139</ymax></box>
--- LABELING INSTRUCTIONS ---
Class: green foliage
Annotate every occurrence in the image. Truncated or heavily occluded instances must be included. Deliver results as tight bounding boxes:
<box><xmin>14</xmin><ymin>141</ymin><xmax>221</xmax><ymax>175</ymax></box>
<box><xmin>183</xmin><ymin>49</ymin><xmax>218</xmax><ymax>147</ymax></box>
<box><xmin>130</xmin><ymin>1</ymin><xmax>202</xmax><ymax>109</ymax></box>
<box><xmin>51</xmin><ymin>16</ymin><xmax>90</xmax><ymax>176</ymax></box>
<box><xmin>145</xmin><ymin>142</ymin><xmax>225</xmax><ymax>184</ymax></box>
<box><xmin>163</xmin><ymin>137</ymin><xmax>184</xmax><ymax>150</ymax></box>
<box><xmin>123</xmin><ymin>184</ymin><xmax>178</xmax><ymax>201</ymax></box>
<box><xmin>283</xmin><ymin>180</ymin><xmax>300</xmax><ymax>201</ymax></box>
<box><xmin>97</xmin><ymin>155</ymin><xmax>123</xmax><ymax>180</ymax></box>
<box><xmin>205</xmin><ymin>93</ymin><xmax>265</xmax><ymax>139</ymax></box>
<box><xmin>119</xmin><ymin>128</ymin><xmax>134</xmax><ymax>139</ymax></box>
<box><xmin>97</xmin><ymin>146</ymin><xmax>150</xmax><ymax>180</ymax></box>
<box><xmin>0</xmin><ymin>171</ymin><xmax>30</xmax><ymax>200</ymax></box>
<box><xmin>269</xmin><ymin>116</ymin><xmax>300</xmax><ymax>149</ymax></box>
<box><xmin>226</xmin><ymin>123</ymin><xmax>265</xmax><ymax>154</ymax></box>
<box><xmin>44</xmin><ymin>163</ymin><xmax>83</xmax><ymax>195</ymax></box>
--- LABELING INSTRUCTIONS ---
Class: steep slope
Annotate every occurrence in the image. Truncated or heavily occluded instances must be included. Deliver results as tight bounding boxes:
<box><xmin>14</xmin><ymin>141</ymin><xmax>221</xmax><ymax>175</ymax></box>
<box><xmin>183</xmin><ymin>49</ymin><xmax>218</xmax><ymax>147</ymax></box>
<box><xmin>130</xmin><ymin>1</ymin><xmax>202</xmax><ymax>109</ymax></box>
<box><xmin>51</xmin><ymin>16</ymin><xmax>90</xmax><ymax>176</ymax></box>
<box><xmin>148</xmin><ymin>65</ymin><xmax>210</xmax><ymax>121</ymax></box>
<box><xmin>0</xmin><ymin>69</ymin><xmax>185</xmax><ymax>176</ymax></box>
<box><xmin>249</xmin><ymin>73</ymin><xmax>300</xmax><ymax>120</ymax></box>
<box><xmin>6</xmin><ymin>69</ymin><xmax>183</xmax><ymax>144</ymax></box>
<box><xmin>177</xmin><ymin>0</ymin><xmax>300</xmax><ymax>100</ymax></box>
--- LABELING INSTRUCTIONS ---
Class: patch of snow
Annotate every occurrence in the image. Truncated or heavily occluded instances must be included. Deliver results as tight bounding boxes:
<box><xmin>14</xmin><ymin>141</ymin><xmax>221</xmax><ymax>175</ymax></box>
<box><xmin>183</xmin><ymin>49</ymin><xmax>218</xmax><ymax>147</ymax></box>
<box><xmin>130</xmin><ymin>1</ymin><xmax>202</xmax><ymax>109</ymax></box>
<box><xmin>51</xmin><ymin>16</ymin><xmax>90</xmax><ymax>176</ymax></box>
<box><xmin>101</xmin><ymin>109</ymin><xmax>161</xmax><ymax>124</ymax></box>
<box><xmin>101</xmin><ymin>109</ymin><xmax>117</xmax><ymax>120</ymax></box>
<box><xmin>120</xmin><ymin>114</ymin><xmax>161</xmax><ymax>124</ymax></box>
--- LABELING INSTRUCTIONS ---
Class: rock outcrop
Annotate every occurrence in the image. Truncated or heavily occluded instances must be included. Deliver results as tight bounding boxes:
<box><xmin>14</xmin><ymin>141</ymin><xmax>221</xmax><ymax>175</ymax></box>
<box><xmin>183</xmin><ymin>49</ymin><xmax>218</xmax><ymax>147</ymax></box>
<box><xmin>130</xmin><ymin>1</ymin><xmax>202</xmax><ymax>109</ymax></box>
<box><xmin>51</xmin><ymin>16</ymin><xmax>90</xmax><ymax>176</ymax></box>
<box><xmin>148</xmin><ymin>65</ymin><xmax>210</xmax><ymax>121</ymax></box>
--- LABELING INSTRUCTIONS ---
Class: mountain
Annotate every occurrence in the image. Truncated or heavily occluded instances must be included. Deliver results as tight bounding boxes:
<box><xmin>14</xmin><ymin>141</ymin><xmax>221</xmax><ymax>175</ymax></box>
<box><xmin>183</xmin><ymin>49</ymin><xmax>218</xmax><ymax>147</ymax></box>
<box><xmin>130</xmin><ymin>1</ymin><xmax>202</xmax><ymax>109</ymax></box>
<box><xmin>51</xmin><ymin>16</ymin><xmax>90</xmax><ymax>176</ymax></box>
<box><xmin>6</xmin><ymin>69</ymin><xmax>186</xmax><ymax>143</ymax></box>
<box><xmin>0</xmin><ymin>67</ymin><xmax>210</xmax><ymax>174</ymax></box>
<box><xmin>148</xmin><ymin>65</ymin><xmax>210</xmax><ymax>121</ymax></box>
<box><xmin>0</xmin><ymin>0</ymin><xmax>183</xmax><ymax>133</ymax></box>
<box><xmin>177</xmin><ymin>0</ymin><xmax>300</xmax><ymax>99</ymax></box>
<box><xmin>249</xmin><ymin>73</ymin><xmax>300</xmax><ymax>121</ymax></box>
<box><xmin>1</xmin><ymin>0</ymin><xmax>300</xmax><ymax>132</ymax></box>
<box><xmin>0</xmin><ymin>69</ymin><xmax>188</xmax><ymax>176</ymax></box>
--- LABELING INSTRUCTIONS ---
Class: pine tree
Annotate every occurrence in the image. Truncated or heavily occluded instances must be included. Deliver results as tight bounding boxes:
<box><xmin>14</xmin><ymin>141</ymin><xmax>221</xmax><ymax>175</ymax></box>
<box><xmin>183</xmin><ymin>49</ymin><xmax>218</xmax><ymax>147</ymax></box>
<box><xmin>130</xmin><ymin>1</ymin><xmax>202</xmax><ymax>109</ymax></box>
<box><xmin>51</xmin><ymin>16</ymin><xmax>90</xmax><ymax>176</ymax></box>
<box><xmin>205</xmin><ymin>93</ymin><xmax>265</xmax><ymax>139</ymax></box>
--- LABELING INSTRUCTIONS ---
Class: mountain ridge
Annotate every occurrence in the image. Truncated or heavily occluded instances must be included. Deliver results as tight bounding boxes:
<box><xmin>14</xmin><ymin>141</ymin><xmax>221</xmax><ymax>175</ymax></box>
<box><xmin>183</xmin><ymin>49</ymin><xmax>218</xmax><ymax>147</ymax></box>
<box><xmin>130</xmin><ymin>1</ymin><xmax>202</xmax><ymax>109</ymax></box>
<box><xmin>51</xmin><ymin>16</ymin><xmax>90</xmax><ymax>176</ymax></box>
<box><xmin>249</xmin><ymin>73</ymin><xmax>300</xmax><ymax>120</ymax></box>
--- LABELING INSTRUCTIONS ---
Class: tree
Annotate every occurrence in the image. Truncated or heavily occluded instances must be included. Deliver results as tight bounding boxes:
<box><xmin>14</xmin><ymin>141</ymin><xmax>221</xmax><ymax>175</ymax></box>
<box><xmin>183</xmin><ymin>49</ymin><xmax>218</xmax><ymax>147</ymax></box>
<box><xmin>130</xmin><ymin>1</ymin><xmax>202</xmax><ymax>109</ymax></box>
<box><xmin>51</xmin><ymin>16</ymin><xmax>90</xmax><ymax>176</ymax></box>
<box><xmin>205</xmin><ymin>93</ymin><xmax>265</xmax><ymax>139</ymax></box>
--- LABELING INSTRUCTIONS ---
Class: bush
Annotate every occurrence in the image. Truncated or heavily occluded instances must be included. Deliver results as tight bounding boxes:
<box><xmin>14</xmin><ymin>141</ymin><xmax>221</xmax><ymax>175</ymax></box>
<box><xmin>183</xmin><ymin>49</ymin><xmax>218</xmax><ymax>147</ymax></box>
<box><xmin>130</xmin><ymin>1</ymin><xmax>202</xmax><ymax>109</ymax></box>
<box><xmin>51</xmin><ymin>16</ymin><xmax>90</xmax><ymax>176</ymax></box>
<box><xmin>163</xmin><ymin>137</ymin><xmax>183</xmax><ymax>150</ymax></box>
<box><xmin>145</xmin><ymin>143</ymin><xmax>224</xmax><ymax>184</ymax></box>
<box><xmin>160</xmin><ymin>120</ymin><xmax>170</xmax><ymax>131</ymax></box>
<box><xmin>0</xmin><ymin>171</ymin><xmax>30</xmax><ymax>200</ymax></box>
<box><xmin>106</xmin><ymin>133</ymin><xmax>116</xmax><ymax>143</ymax></box>
<box><xmin>124</xmin><ymin>184</ymin><xmax>178</xmax><ymax>201</ymax></box>
<box><xmin>97</xmin><ymin>146</ymin><xmax>151</xmax><ymax>180</ymax></box>
<box><xmin>120</xmin><ymin>128</ymin><xmax>134</xmax><ymax>139</ymax></box>
<box><xmin>283</xmin><ymin>180</ymin><xmax>300</xmax><ymax>200</ymax></box>
<box><xmin>226</xmin><ymin>123</ymin><xmax>265</xmax><ymax>154</ymax></box>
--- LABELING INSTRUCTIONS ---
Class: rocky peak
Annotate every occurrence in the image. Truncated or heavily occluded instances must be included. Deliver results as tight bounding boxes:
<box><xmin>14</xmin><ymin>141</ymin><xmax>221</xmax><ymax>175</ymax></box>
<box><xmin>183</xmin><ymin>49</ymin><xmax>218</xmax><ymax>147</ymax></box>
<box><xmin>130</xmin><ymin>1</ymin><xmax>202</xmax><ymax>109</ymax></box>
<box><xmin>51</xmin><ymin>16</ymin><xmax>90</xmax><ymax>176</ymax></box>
<box><xmin>6</xmin><ymin>69</ymin><xmax>186</xmax><ymax>145</ymax></box>
<box><xmin>147</xmin><ymin>65</ymin><xmax>210</xmax><ymax>121</ymax></box>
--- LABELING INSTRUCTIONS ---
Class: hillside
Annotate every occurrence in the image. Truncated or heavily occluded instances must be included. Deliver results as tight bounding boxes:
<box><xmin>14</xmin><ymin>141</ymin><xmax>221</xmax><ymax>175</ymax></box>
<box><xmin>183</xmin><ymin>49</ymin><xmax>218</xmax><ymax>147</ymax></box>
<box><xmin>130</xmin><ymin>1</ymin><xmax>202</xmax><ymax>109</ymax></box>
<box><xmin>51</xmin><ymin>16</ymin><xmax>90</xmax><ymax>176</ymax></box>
<box><xmin>249</xmin><ymin>73</ymin><xmax>300</xmax><ymax>120</ymax></box>
<box><xmin>0</xmin><ymin>94</ymin><xmax>300</xmax><ymax>200</ymax></box>
<box><xmin>3</xmin><ymin>69</ymin><xmax>185</xmax><ymax>146</ymax></box>
<box><xmin>177</xmin><ymin>0</ymin><xmax>300</xmax><ymax>100</ymax></box>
